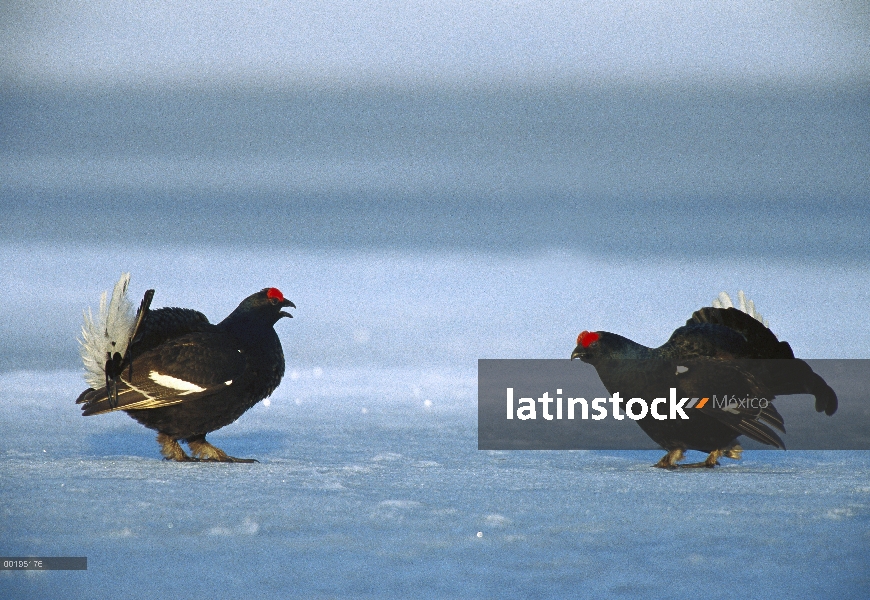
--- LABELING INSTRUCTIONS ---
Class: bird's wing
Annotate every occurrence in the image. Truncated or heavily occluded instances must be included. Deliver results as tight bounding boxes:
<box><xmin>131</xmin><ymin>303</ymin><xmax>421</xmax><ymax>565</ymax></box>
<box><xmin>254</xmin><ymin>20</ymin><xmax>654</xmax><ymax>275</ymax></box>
<box><xmin>130</xmin><ymin>307</ymin><xmax>212</xmax><ymax>355</ymax></box>
<box><xmin>754</xmin><ymin>358</ymin><xmax>838</xmax><ymax>416</ymax></box>
<box><xmin>77</xmin><ymin>331</ymin><xmax>245</xmax><ymax>415</ymax></box>
<box><xmin>662</xmin><ymin>323</ymin><xmax>750</xmax><ymax>358</ymax></box>
<box><xmin>696</xmin><ymin>403</ymin><xmax>787</xmax><ymax>449</ymax></box>
<box><xmin>673</xmin><ymin>358</ymin><xmax>787</xmax><ymax>449</ymax></box>
<box><xmin>686</xmin><ymin>306</ymin><xmax>794</xmax><ymax>358</ymax></box>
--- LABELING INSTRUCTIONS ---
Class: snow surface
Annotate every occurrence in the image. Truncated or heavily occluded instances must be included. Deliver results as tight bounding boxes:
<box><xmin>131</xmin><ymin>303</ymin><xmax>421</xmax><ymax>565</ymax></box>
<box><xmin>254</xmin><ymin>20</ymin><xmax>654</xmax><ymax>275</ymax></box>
<box><xmin>3</xmin><ymin>370</ymin><xmax>870</xmax><ymax>599</ymax></box>
<box><xmin>2</xmin><ymin>246</ymin><xmax>870</xmax><ymax>598</ymax></box>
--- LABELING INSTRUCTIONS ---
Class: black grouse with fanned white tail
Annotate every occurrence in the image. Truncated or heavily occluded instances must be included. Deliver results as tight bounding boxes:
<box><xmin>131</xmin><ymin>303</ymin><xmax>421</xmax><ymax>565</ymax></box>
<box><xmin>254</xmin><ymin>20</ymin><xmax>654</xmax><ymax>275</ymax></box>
<box><xmin>570</xmin><ymin>291</ymin><xmax>837</xmax><ymax>468</ymax></box>
<box><xmin>77</xmin><ymin>274</ymin><xmax>294</xmax><ymax>462</ymax></box>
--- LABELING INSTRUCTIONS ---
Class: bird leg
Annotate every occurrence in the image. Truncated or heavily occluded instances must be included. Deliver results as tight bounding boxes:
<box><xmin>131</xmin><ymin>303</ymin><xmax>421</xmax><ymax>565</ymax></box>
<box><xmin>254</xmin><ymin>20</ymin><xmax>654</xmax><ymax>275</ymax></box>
<box><xmin>186</xmin><ymin>435</ymin><xmax>258</xmax><ymax>463</ymax></box>
<box><xmin>681</xmin><ymin>449</ymin><xmax>724</xmax><ymax>468</ymax></box>
<box><xmin>157</xmin><ymin>433</ymin><xmax>193</xmax><ymax>461</ymax></box>
<box><xmin>653</xmin><ymin>448</ymin><xmax>685</xmax><ymax>469</ymax></box>
<box><xmin>723</xmin><ymin>444</ymin><xmax>743</xmax><ymax>460</ymax></box>
<box><xmin>682</xmin><ymin>444</ymin><xmax>744</xmax><ymax>469</ymax></box>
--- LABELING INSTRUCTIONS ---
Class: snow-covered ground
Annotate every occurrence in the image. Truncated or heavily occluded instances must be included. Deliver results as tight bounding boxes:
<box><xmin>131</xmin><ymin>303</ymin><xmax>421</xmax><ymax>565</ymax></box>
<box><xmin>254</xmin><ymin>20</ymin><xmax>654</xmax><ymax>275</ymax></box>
<box><xmin>2</xmin><ymin>369</ymin><xmax>869</xmax><ymax>599</ymax></box>
<box><xmin>2</xmin><ymin>246</ymin><xmax>869</xmax><ymax>598</ymax></box>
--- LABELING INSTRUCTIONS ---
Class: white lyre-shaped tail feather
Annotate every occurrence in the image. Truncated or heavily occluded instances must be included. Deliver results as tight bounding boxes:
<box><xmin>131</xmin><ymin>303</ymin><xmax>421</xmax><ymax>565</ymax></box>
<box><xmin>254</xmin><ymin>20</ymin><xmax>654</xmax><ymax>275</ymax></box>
<box><xmin>79</xmin><ymin>273</ymin><xmax>137</xmax><ymax>388</ymax></box>
<box><xmin>712</xmin><ymin>290</ymin><xmax>769</xmax><ymax>328</ymax></box>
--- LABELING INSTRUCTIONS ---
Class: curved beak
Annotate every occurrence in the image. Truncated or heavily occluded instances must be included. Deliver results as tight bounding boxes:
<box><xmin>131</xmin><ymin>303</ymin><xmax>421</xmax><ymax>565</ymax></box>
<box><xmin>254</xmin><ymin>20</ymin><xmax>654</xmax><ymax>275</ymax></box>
<box><xmin>570</xmin><ymin>345</ymin><xmax>584</xmax><ymax>360</ymax></box>
<box><xmin>279</xmin><ymin>299</ymin><xmax>296</xmax><ymax>319</ymax></box>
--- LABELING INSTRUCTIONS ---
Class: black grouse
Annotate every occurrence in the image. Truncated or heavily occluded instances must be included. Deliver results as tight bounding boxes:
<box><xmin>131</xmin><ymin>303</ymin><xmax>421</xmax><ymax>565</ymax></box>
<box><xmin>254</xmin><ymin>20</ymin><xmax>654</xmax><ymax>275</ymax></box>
<box><xmin>571</xmin><ymin>291</ymin><xmax>837</xmax><ymax>468</ymax></box>
<box><xmin>76</xmin><ymin>274</ymin><xmax>294</xmax><ymax>462</ymax></box>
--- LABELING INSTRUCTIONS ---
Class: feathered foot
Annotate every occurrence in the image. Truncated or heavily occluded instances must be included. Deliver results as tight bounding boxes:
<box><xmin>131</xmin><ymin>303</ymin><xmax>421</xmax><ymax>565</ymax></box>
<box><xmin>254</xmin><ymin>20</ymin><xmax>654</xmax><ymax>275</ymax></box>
<box><xmin>682</xmin><ymin>444</ymin><xmax>743</xmax><ymax>469</ymax></box>
<box><xmin>653</xmin><ymin>448</ymin><xmax>685</xmax><ymax>469</ymax></box>
<box><xmin>723</xmin><ymin>444</ymin><xmax>743</xmax><ymax>460</ymax></box>
<box><xmin>682</xmin><ymin>449</ymin><xmax>723</xmax><ymax>468</ymax></box>
<box><xmin>187</xmin><ymin>435</ymin><xmax>258</xmax><ymax>463</ymax></box>
<box><xmin>158</xmin><ymin>433</ymin><xmax>194</xmax><ymax>462</ymax></box>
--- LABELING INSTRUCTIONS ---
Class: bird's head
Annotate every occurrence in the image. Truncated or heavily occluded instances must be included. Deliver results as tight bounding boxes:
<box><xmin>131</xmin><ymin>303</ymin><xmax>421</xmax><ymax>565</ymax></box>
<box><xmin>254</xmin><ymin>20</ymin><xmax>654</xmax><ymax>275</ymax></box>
<box><xmin>231</xmin><ymin>287</ymin><xmax>295</xmax><ymax>325</ymax></box>
<box><xmin>571</xmin><ymin>330</ymin><xmax>642</xmax><ymax>362</ymax></box>
<box><xmin>570</xmin><ymin>330</ymin><xmax>602</xmax><ymax>362</ymax></box>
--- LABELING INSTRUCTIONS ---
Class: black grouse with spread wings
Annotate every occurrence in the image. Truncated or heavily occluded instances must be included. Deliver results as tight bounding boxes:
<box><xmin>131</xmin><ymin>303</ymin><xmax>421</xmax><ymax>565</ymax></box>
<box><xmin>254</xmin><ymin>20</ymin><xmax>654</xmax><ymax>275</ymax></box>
<box><xmin>571</xmin><ymin>292</ymin><xmax>836</xmax><ymax>468</ymax></box>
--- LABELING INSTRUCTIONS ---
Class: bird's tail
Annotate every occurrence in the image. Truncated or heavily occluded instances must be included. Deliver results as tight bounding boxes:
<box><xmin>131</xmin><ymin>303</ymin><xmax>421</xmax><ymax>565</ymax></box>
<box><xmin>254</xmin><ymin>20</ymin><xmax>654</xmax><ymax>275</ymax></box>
<box><xmin>79</xmin><ymin>274</ymin><xmax>137</xmax><ymax>388</ymax></box>
<box><xmin>712</xmin><ymin>290</ymin><xmax>769</xmax><ymax>328</ymax></box>
<box><xmin>78</xmin><ymin>274</ymin><xmax>153</xmax><ymax>394</ymax></box>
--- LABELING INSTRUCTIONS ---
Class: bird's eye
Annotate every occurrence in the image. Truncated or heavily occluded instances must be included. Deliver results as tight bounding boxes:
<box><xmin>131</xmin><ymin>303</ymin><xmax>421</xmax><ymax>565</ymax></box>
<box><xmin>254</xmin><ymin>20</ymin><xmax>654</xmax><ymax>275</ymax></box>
<box><xmin>269</xmin><ymin>298</ymin><xmax>278</xmax><ymax>305</ymax></box>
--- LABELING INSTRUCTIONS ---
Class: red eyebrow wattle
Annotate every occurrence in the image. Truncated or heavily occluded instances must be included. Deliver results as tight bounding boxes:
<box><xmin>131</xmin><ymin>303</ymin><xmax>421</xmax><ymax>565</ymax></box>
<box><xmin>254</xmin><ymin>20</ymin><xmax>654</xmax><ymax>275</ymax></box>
<box><xmin>577</xmin><ymin>331</ymin><xmax>600</xmax><ymax>347</ymax></box>
<box><xmin>266</xmin><ymin>288</ymin><xmax>284</xmax><ymax>302</ymax></box>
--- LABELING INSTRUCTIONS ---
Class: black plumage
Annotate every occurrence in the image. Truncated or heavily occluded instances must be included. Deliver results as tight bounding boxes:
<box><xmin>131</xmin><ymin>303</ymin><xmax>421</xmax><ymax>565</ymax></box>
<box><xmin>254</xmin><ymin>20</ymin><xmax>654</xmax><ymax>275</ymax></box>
<box><xmin>77</xmin><ymin>285</ymin><xmax>294</xmax><ymax>462</ymax></box>
<box><xmin>571</xmin><ymin>297</ymin><xmax>837</xmax><ymax>468</ymax></box>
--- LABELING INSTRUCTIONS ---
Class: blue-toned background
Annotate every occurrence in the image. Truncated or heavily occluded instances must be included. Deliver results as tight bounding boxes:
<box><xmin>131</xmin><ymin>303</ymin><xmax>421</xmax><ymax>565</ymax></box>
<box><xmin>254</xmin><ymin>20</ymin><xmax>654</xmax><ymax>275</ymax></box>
<box><xmin>2</xmin><ymin>2</ymin><xmax>869</xmax><ymax>597</ymax></box>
